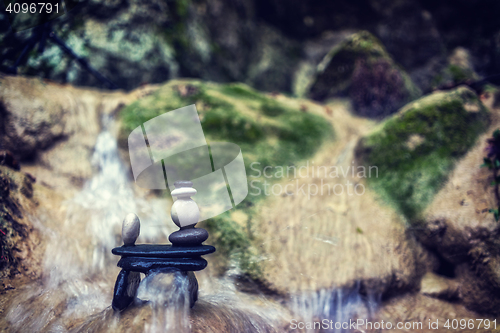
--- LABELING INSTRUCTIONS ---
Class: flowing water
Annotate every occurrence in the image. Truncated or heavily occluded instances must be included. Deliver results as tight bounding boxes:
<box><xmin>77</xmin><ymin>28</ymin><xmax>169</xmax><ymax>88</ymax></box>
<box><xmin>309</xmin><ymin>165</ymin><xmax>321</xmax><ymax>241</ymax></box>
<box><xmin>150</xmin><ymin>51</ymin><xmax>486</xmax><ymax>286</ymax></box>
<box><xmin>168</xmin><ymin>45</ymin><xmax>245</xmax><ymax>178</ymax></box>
<box><xmin>6</xmin><ymin>122</ymin><xmax>173</xmax><ymax>332</ymax></box>
<box><xmin>290</xmin><ymin>284</ymin><xmax>381</xmax><ymax>333</ymax></box>
<box><xmin>4</xmin><ymin>123</ymin><xmax>380</xmax><ymax>332</ymax></box>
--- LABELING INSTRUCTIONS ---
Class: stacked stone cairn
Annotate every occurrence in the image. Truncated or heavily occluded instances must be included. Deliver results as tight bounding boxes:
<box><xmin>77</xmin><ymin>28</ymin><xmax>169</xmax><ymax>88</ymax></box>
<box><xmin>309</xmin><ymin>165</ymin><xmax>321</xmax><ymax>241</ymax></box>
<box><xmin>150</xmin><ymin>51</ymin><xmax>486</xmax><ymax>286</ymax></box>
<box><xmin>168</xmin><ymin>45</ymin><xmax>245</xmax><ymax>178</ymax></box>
<box><xmin>111</xmin><ymin>181</ymin><xmax>215</xmax><ymax>311</ymax></box>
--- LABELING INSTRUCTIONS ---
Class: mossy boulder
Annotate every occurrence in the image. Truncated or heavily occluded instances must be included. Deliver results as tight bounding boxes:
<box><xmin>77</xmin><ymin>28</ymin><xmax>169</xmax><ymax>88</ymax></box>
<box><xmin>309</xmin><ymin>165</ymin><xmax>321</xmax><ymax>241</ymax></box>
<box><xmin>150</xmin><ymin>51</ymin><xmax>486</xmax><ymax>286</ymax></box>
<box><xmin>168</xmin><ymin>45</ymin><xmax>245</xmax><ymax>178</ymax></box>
<box><xmin>308</xmin><ymin>31</ymin><xmax>421</xmax><ymax>118</ymax></box>
<box><xmin>119</xmin><ymin>79</ymin><xmax>334</xmax><ymax>276</ymax></box>
<box><xmin>417</xmin><ymin>124</ymin><xmax>500</xmax><ymax>315</ymax></box>
<box><xmin>356</xmin><ymin>86</ymin><xmax>490</xmax><ymax>221</ymax></box>
<box><xmin>120</xmin><ymin>80</ymin><xmax>333</xmax><ymax>164</ymax></box>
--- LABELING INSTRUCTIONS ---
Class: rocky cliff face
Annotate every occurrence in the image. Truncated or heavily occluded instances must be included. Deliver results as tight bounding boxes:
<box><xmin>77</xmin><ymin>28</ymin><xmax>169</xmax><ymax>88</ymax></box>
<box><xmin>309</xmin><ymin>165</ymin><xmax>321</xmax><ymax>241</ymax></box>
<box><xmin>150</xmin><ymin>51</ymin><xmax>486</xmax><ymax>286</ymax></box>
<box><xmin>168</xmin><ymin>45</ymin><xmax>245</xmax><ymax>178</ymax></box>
<box><xmin>2</xmin><ymin>0</ymin><xmax>500</xmax><ymax>95</ymax></box>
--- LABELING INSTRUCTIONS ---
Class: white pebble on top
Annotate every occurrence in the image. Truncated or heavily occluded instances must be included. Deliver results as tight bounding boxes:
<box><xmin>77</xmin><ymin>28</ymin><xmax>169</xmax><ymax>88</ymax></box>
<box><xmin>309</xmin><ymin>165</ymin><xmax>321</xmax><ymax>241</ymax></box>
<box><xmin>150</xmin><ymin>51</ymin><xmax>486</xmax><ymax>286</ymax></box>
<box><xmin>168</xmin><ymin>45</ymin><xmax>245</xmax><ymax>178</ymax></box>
<box><xmin>170</xmin><ymin>182</ymin><xmax>200</xmax><ymax>228</ymax></box>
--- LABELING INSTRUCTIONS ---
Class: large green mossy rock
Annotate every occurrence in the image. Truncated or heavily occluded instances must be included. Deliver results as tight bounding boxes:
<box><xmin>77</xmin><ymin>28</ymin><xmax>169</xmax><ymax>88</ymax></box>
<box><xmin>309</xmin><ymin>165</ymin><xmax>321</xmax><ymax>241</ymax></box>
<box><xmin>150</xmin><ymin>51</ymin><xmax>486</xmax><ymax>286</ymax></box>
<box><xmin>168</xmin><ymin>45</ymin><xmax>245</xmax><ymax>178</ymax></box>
<box><xmin>356</xmin><ymin>86</ymin><xmax>490</xmax><ymax>220</ymax></box>
<box><xmin>120</xmin><ymin>80</ymin><xmax>333</xmax><ymax>168</ymax></box>
<box><xmin>308</xmin><ymin>31</ymin><xmax>421</xmax><ymax>118</ymax></box>
<box><xmin>119</xmin><ymin>80</ymin><xmax>334</xmax><ymax>276</ymax></box>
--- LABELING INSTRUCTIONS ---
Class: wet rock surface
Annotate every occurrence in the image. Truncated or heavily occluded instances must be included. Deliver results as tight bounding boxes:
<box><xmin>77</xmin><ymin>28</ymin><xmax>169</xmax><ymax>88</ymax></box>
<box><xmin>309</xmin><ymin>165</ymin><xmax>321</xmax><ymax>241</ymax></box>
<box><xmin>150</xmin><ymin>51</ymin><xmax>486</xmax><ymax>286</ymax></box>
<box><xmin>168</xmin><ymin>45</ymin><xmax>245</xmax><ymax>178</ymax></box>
<box><xmin>169</xmin><ymin>228</ymin><xmax>209</xmax><ymax>246</ymax></box>
<box><xmin>117</xmin><ymin>257</ymin><xmax>208</xmax><ymax>273</ymax></box>
<box><xmin>112</xmin><ymin>204</ymin><xmax>213</xmax><ymax>311</ymax></box>
<box><xmin>136</xmin><ymin>270</ymin><xmax>199</xmax><ymax>308</ymax></box>
<box><xmin>112</xmin><ymin>269</ymin><xmax>140</xmax><ymax>311</ymax></box>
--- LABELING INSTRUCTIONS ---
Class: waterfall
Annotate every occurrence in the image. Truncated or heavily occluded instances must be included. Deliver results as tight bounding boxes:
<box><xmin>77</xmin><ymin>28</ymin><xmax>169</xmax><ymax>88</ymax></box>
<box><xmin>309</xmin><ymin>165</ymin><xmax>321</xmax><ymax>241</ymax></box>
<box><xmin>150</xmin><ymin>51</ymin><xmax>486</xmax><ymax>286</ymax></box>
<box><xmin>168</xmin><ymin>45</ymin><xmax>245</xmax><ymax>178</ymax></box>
<box><xmin>4</xmin><ymin>121</ymin><xmax>379</xmax><ymax>333</ymax></box>
<box><xmin>7</xmin><ymin>122</ymin><xmax>177</xmax><ymax>332</ymax></box>
<box><xmin>290</xmin><ymin>283</ymin><xmax>381</xmax><ymax>333</ymax></box>
<box><xmin>138</xmin><ymin>271</ymin><xmax>191</xmax><ymax>333</ymax></box>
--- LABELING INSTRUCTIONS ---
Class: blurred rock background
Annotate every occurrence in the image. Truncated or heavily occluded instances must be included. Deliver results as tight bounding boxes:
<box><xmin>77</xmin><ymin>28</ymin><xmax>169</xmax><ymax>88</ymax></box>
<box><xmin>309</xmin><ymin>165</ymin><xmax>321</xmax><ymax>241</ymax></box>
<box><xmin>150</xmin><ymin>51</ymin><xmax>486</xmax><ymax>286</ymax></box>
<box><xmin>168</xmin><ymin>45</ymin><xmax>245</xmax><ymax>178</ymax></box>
<box><xmin>3</xmin><ymin>1</ymin><xmax>500</xmax><ymax>331</ymax></box>
<box><xmin>2</xmin><ymin>0</ymin><xmax>500</xmax><ymax>96</ymax></box>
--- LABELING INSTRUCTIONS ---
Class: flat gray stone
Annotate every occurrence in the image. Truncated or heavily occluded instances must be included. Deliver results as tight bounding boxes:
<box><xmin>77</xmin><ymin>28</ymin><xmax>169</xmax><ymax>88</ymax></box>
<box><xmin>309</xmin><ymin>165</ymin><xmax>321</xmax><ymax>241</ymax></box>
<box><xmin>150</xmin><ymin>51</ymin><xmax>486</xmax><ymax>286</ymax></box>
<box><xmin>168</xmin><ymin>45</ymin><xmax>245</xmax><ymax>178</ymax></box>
<box><xmin>169</xmin><ymin>228</ymin><xmax>208</xmax><ymax>246</ymax></box>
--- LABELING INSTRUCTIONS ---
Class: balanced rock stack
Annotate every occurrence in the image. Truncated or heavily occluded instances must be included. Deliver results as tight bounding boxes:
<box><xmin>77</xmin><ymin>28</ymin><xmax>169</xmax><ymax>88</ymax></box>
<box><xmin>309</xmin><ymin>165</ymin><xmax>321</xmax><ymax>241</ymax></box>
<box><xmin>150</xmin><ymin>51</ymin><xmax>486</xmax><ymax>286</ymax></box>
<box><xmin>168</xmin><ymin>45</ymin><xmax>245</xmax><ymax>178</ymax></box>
<box><xmin>111</xmin><ymin>181</ymin><xmax>215</xmax><ymax>311</ymax></box>
<box><xmin>169</xmin><ymin>180</ymin><xmax>209</xmax><ymax>246</ymax></box>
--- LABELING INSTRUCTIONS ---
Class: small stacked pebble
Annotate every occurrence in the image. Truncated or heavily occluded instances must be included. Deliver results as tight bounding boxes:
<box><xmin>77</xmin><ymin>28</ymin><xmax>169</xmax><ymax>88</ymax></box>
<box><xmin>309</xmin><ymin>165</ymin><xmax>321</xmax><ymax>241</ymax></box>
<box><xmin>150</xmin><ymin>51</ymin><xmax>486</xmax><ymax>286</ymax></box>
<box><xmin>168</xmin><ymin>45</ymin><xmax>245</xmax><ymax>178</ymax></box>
<box><xmin>169</xmin><ymin>180</ymin><xmax>209</xmax><ymax>247</ymax></box>
<box><xmin>111</xmin><ymin>181</ymin><xmax>215</xmax><ymax>312</ymax></box>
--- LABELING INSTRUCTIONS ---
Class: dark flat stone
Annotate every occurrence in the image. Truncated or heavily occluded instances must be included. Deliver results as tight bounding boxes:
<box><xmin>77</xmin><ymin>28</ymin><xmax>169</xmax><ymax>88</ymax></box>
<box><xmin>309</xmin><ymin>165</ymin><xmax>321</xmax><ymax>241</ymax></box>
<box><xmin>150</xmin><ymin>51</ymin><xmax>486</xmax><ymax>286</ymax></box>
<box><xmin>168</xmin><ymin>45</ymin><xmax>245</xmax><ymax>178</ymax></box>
<box><xmin>112</xmin><ymin>244</ymin><xmax>215</xmax><ymax>258</ymax></box>
<box><xmin>112</xmin><ymin>269</ymin><xmax>135</xmax><ymax>311</ymax></box>
<box><xmin>117</xmin><ymin>257</ymin><xmax>208</xmax><ymax>273</ymax></box>
<box><xmin>169</xmin><ymin>228</ymin><xmax>208</xmax><ymax>246</ymax></box>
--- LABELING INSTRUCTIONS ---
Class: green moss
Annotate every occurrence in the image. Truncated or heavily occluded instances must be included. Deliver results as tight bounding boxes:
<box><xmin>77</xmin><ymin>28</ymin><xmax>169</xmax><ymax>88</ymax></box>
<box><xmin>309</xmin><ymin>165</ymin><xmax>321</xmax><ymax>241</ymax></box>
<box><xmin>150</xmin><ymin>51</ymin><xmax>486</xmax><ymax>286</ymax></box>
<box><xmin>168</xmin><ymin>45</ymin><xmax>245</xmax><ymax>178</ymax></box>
<box><xmin>219</xmin><ymin>84</ymin><xmax>290</xmax><ymax>117</ymax></box>
<box><xmin>119</xmin><ymin>80</ymin><xmax>334</xmax><ymax>274</ymax></box>
<box><xmin>219</xmin><ymin>83</ymin><xmax>267</xmax><ymax>102</ymax></box>
<box><xmin>357</xmin><ymin>87</ymin><xmax>490</xmax><ymax>221</ymax></box>
<box><xmin>260</xmin><ymin>99</ymin><xmax>286</xmax><ymax>117</ymax></box>
<box><xmin>277</xmin><ymin>112</ymin><xmax>332</xmax><ymax>152</ymax></box>
<box><xmin>204</xmin><ymin>211</ymin><xmax>261</xmax><ymax>278</ymax></box>
<box><xmin>205</xmin><ymin>110</ymin><xmax>264</xmax><ymax>142</ymax></box>
<box><xmin>448</xmin><ymin>64</ymin><xmax>470</xmax><ymax>83</ymax></box>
